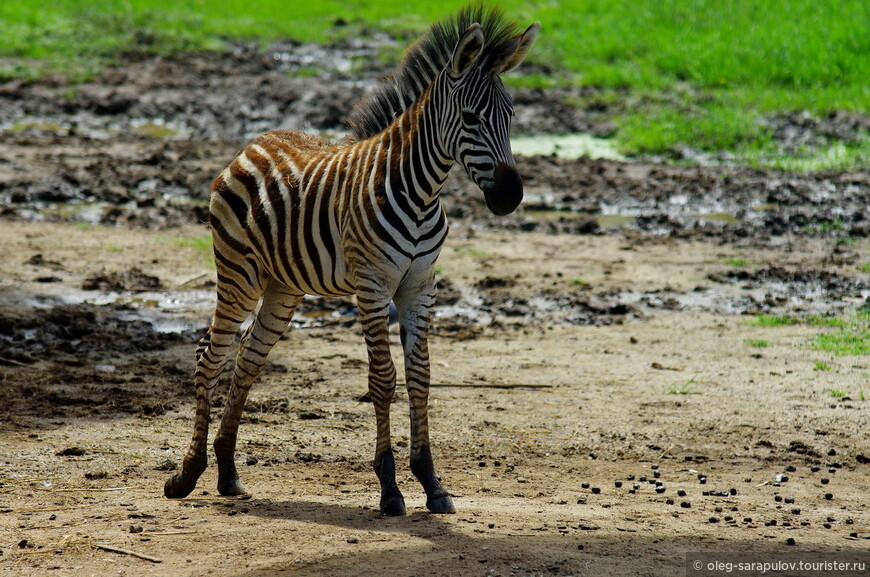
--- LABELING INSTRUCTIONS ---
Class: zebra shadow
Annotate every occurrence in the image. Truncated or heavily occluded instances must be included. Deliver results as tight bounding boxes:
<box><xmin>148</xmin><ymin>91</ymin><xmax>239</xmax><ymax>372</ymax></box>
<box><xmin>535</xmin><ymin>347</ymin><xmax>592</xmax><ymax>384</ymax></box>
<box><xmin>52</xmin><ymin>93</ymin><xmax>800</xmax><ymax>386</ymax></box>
<box><xmin>234</xmin><ymin>496</ymin><xmax>453</xmax><ymax>537</ymax></box>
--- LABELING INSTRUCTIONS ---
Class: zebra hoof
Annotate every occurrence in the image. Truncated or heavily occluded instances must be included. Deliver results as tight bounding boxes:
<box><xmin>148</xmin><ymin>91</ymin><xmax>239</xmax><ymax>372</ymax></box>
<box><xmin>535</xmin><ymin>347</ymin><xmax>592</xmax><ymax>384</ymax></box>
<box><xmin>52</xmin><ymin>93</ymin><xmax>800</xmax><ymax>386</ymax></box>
<box><xmin>218</xmin><ymin>478</ymin><xmax>248</xmax><ymax>497</ymax></box>
<box><xmin>426</xmin><ymin>493</ymin><xmax>456</xmax><ymax>514</ymax></box>
<box><xmin>164</xmin><ymin>474</ymin><xmax>197</xmax><ymax>499</ymax></box>
<box><xmin>379</xmin><ymin>494</ymin><xmax>407</xmax><ymax>516</ymax></box>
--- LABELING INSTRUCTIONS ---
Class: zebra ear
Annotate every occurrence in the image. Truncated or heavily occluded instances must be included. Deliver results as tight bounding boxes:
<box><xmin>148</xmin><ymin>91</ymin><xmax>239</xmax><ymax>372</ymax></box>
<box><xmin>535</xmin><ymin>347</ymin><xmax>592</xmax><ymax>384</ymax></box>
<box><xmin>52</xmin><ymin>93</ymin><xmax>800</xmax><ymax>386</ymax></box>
<box><xmin>451</xmin><ymin>23</ymin><xmax>485</xmax><ymax>75</ymax></box>
<box><xmin>494</xmin><ymin>22</ymin><xmax>540</xmax><ymax>74</ymax></box>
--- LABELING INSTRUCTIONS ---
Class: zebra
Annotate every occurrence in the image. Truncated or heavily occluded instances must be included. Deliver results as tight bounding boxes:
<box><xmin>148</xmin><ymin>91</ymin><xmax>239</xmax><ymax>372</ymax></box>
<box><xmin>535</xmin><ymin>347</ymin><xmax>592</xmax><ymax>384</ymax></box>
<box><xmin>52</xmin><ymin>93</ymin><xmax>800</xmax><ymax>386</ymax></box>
<box><xmin>164</xmin><ymin>6</ymin><xmax>539</xmax><ymax>516</ymax></box>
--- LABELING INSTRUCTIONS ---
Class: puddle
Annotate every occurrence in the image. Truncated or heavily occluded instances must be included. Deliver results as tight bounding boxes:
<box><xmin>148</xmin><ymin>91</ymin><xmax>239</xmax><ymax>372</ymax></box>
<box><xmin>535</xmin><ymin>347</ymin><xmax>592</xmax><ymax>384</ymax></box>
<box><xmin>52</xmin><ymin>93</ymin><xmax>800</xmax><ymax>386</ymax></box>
<box><xmin>511</xmin><ymin>133</ymin><xmax>625</xmax><ymax>160</ymax></box>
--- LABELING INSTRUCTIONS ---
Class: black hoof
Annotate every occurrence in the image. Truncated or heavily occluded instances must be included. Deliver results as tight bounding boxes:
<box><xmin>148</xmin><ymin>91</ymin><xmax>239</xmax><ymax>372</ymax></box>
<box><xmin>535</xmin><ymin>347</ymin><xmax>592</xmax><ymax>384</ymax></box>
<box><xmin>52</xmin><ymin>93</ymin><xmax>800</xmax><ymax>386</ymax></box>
<box><xmin>426</xmin><ymin>493</ymin><xmax>455</xmax><ymax>514</ymax></box>
<box><xmin>379</xmin><ymin>494</ymin><xmax>407</xmax><ymax>516</ymax></box>
<box><xmin>218</xmin><ymin>478</ymin><xmax>248</xmax><ymax>497</ymax></box>
<box><xmin>164</xmin><ymin>474</ymin><xmax>197</xmax><ymax>499</ymax></box>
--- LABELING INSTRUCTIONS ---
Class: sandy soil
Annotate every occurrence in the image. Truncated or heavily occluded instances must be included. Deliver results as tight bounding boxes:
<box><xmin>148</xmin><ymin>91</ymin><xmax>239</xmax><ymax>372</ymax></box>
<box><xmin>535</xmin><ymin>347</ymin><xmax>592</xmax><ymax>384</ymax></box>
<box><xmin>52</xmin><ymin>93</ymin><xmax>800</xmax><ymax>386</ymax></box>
<box><xmin>1</xmin><ymin>41</ymin><xmax>869</xmax><ymax>577</ymax></box>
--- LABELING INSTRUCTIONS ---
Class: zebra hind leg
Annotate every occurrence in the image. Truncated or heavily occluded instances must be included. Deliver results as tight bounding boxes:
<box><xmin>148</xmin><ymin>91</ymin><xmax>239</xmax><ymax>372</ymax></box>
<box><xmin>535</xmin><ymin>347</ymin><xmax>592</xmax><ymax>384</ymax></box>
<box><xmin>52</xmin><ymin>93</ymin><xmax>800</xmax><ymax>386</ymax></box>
<box><xmin>213</xmin><ymin>282</ymin><xmax>302</xmax><ymax>496</ymax></box>
<box><xmin>164</xmin><ymin>281</ymin><xmax>264</xmax><ymax>499</ymax></box>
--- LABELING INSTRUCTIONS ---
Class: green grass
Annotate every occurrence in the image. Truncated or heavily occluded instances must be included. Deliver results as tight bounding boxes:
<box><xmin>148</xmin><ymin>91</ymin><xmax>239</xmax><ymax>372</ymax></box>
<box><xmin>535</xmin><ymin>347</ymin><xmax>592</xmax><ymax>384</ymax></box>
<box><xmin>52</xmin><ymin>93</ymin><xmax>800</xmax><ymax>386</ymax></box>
<box><xmin>749</xmin><ymin>309</ymin><xmax>869</xmax><ymax>357</ymax></box>
<box><xmin>1</xmin><ymin>1</ymin><xmax>868</xmax><ymax>167</ymax></box>
<box><xmin>814</xmin><ymin>361</ymin><xmax>831</xmax><ymax>371</ymax></box>
<box><xmin>174</xmin><ymin>234</ymin><xmax>214</xmax><ymax>268</ymax></box>
<box><xmin>744</xmin><ymin>339</ymin><xmax>768</xmax><ymax>348</ymax></box>
<box><xmin>814</xmin><ymin>330</ymin><xmax>870</xmax><ymax>356</ymax></box>
<box><xmin>666</xmin><ymin>376</ymin><xmax>697</xmax><ymax>395</ymax></box>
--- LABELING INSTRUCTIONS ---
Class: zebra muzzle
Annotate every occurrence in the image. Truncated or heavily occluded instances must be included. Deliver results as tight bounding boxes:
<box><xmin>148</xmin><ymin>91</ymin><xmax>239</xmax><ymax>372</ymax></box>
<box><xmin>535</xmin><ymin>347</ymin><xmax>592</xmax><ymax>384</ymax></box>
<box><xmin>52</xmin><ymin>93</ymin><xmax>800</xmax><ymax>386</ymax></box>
<box><xmin>483</xmin><ymin>163</ymin><xmax>524</xmax><ymax>216</ymax></box>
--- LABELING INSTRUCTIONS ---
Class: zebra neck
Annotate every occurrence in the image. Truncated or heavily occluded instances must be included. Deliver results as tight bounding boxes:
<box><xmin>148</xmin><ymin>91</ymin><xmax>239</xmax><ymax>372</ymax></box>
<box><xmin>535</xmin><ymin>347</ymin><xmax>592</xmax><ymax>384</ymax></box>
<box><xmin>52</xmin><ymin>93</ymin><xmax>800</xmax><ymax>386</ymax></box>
<box><xmin>385</xmin><ymin>87</ymin><xmax>453</xmax><ymax>213</ymax></box>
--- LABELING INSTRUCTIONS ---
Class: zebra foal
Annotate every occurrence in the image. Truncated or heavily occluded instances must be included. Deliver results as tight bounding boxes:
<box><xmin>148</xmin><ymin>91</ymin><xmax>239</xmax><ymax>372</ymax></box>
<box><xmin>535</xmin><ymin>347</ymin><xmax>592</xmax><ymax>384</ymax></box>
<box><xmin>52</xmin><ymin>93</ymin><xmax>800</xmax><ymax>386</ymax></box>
<box><xmin>164</xmin><ymin>6</ymin><xmax>539</xmax><ymax>515</ymax></box>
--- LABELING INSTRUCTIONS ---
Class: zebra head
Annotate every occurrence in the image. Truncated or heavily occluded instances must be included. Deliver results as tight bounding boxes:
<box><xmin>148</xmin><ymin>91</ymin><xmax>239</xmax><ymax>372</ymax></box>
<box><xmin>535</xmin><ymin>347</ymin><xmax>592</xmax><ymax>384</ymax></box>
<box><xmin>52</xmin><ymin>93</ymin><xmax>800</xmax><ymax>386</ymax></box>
<box><xmin>446</xmin><ymin>20</ymin><xmax>539</xmax><ymax>216</ymax></box>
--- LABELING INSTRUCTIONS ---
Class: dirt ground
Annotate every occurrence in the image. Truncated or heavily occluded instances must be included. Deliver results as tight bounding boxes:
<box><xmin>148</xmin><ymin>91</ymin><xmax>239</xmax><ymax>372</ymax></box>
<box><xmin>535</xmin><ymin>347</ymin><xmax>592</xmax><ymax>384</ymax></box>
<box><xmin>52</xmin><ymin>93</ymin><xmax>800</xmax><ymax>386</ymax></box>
<box><xmin>1</xmin><ymin>40</ymin><xmax>869</xmax><ymax>577</ymax></box>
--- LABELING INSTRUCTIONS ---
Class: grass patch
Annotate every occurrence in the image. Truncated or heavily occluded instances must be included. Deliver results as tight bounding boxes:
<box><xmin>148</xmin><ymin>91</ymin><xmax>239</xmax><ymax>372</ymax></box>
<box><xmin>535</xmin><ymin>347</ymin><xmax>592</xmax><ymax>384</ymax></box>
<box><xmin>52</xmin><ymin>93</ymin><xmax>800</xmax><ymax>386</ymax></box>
<box><xmin>569</xmin><ymin>278</ymin><xmax>589</xmax><ymax>287</ymax></box>
<box><xmin>175</xmin><ymin>235</ymin><xmax>214</xmax><ymax>268</ymax></box>
<box><xmin>826</xmin><ymin>388</ymin><xmax>847</xmax><ymax>398</ymax></box>
<box><xmin>744</xmin><ymin>339</ymin><xmax>768</xmax><ymax>348</ymax></box>
<box><xmin>814</xmin><ymin>330</ymin><xmax>869</xmax><ymax>356</ymax></box>
<box><xmin>726</xmin><ymin>258</ymin><xmax>749</xmax><ymax>267</ymax></box>
<box><xmin>747</xmin><ymin>314</ymin><xmax>847</xmax><ymax>328</ymax></box>
<box><xmin>814</xmin><ymin>361</ymin><xmax>831</xmax><ymax>371</ymax></box>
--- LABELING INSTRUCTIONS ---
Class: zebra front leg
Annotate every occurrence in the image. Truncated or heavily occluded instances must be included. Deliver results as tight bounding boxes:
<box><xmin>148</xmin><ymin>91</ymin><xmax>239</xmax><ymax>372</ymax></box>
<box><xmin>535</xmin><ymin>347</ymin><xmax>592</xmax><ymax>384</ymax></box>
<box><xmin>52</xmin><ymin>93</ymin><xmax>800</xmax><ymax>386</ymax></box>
<box><xmin>213</xmin><ymin>284</ymin><xmax>302</xmax><ymax>496</ymax></box>
<box><xmin>395</xmin><ymin>281</ymin><xmax>455</xmax><ymax>514</ymax></box>
<box><xmin>358</xmin><ymin>292</ymin><xmax>405</xmax><ymax>516</ymax></box>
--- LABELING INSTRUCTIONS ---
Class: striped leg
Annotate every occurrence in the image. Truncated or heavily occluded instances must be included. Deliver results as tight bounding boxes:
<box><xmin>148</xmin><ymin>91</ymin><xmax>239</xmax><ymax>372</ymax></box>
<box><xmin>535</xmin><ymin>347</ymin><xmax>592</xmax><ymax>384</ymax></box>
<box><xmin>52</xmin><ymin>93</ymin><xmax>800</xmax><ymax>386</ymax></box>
<box><xmin>358</xmin><ymin>288</ymin><xmax>404</xmax><ymax>516</ymax></box>
<box><xmin>395</xmin><ymin>278</ymin><xmax>455</xmax><ymax>514</ymax></box>
<box><xmin>165</xmin><ymin>270</ymin><xmax>265</xmax><ymax>499</ymax></box>
<box><xmin>214</xmin><ymin>282</ymin><xmax>302</xmax><ymax>496</ymax></box>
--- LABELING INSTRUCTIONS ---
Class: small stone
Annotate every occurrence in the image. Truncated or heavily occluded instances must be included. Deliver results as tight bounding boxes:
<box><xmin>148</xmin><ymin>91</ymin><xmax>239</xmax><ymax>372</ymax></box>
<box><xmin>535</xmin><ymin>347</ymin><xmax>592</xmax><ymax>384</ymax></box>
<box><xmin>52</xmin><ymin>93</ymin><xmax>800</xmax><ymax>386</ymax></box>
<box><xmin>651</xmin><ymin>464</ymin><xmax>659</xmax><ymax>470</ymax></box>
<box><xmin>824</xmin><ymin>493</ymin><xmax>833</xmax><ymax>500</ymax></box>
<box><xmin>786</xmin><ymin>537</ymin><xmax>796</xmax><ymax>546</ymax></box>
<box><xmin>785</xmin><ymin>465</ymin><xmax>796</xmax><ymax>472</ymax></box>
<box><xmin>581</xmin><ymin>482</ymin><xmax>590</xmax><ymax>489</ymax></box>
<box><xmin>488</xmin><ymin>522</ymin><xmax>495</xmax><ymax>529</ymax></box>
<box><xmin>821</xmin><ymin>478</ymin><xmax>830</xmax><ymax>485</ymax></box>
<box><xmin>729</xmin><ymin>488</ymin><xmax>738</xmax><ymax>496</ymax></box>
<box><xmin>591</xmin><ymin>487</ymin><xmax>601</xmax><ymax>495</ymax></box>
<box><xmin>129</xmin><ymin>525</ymin><xmax>143</xmax><ymax>534</ymax></box>
<box><xmin>347</xmin><ymin>537</ymin><xmax>359</xmax><ymax>544</ymax></box>
<box><xmin>708</xmin><ymin>517</ymin><xmax>719</xmax><ymax>523</ymax></box>
<box><xmin>775</xmin><ymin>474</ymin><xmax>789</xmax><ymax>483</ymax></box>
<box><xmin>774</xmin><ymin>495</ymin><xmax>783</xmax><ymax>502</ymax></box>
<box><xmin>655</xmin><ymin>486</ymin><xmax>666</xmax><ymax>494</ymax></box>
<box><xmin>614</xmin><ymin>480</ymin><xmax>623</xmax><ymax>488</ymax></box>
<box><xmin>680</xmin><ymin>501</ymin><xmax>691</xmax><ymax>509</ymax></box>
<box><xmin>246</xmin><ymin>456</ymin><xmax>258</xmax><ymax>466</ymax></box>
<box><xmin>677</xmin><ymin>489</ymin><xmax>687</xmax><ymax>497</ymax></box>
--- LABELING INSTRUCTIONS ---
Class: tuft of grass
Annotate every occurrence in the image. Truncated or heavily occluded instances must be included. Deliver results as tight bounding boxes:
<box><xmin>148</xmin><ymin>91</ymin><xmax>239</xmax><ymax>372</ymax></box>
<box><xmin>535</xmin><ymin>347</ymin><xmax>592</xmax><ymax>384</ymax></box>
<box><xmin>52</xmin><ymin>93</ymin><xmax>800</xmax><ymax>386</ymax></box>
<box><xmin>747</xmin><ymin>314</ymin><xmax>802</xmax><ymax>327</ymax></box>
<box><xmin>814</xmin><ymin>361</ymin><xmax>831</xmax><ymax>371</ymax></box>
<box><xmin>569</xmin><ymin>277</ymin><xmax>589</xmax><ymax>287</ymax></box>
<box><xmin>826</xmin><ymin>388</ymin><xmax>847</xmax><ymax>398</ymax></box>
<box><xmin>744</xmin><ymin>339</ymin><xmax>768</xmax><ymax>348</ymax></box>
<box><xmin>726</xmin><ymin>258</ymin><xmax>749</xmax><ymax>267</ymax></box>
<box><xmin>666</xmin><ymin>376</ymin><xmax>697</xmax><ymax>395</ymax></box>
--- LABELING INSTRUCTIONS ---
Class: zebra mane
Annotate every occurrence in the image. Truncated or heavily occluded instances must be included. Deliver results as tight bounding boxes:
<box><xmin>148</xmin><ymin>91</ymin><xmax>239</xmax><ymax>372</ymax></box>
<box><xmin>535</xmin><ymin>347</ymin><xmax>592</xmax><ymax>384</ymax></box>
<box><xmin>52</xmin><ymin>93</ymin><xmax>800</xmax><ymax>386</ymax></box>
<box><xmin>345</xmin><ymin>5</ymin><xmax>522</xmax><ymax>140</ymax></box>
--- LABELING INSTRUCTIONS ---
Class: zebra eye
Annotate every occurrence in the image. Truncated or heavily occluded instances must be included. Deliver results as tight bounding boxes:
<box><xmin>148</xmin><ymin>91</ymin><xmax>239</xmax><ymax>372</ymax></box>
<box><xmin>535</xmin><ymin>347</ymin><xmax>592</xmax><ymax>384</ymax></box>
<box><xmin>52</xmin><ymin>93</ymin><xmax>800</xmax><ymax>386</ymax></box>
<box><xmin>462</xmin><ymin>110</ymin><xmax>480</xmax><ymax>126</ymax></box>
